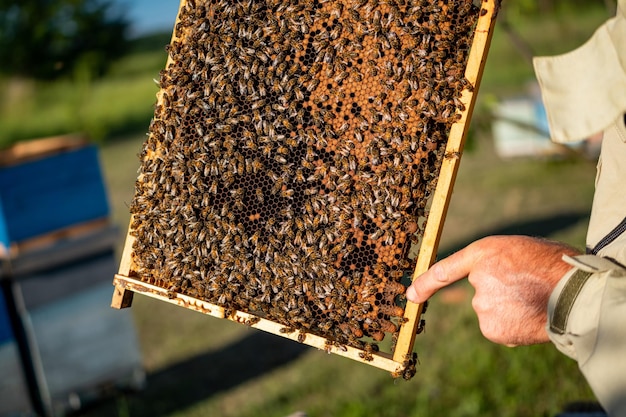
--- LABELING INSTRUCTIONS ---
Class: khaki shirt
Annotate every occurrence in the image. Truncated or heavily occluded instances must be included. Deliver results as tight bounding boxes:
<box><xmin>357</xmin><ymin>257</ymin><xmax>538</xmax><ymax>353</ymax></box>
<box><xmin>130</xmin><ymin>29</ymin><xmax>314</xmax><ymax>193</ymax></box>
<box><xmin>546</xmin><ymin>119</ymin><xmax>626</xmax><ymax>417</ymax></box>
<box><xmin>534</xmin><ymin>1</ymin><xmax>626</xmax><ymax>415</ymax></box>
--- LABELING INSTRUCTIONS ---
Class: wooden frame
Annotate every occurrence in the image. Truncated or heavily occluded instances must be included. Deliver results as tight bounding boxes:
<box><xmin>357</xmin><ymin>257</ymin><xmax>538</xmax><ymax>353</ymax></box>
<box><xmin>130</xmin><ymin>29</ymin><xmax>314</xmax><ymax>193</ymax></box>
<box><xmin>112</xmin><ymin>0</ymin><xmax>499</xmax><ymax>377</ymax></box>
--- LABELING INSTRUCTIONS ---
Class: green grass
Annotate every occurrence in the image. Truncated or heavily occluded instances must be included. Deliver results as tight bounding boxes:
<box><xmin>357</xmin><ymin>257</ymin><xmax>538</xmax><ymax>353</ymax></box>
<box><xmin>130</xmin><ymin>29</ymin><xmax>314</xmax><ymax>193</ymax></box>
<box><xmin>7</xmin><ymin>6</ymin><xmax>608</xmax><ymax>417</ymax></box>
<box><xmin>0</xmin><ymin>43</ymin><xmax>168</xmax><ymax>147</ymax></box>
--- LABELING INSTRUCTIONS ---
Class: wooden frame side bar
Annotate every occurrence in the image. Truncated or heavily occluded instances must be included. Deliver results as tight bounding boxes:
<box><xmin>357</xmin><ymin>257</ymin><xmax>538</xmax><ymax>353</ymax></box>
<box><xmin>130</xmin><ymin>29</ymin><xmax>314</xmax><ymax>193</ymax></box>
<box><xmin>393</xmin><ymin>0</ymin><xmax>499</xmax><ymax>363</ymax></box>
<box><xmin>112</xmin><ymin>0</ymin><xmax>186</xmax><ymax>310</ymax></box>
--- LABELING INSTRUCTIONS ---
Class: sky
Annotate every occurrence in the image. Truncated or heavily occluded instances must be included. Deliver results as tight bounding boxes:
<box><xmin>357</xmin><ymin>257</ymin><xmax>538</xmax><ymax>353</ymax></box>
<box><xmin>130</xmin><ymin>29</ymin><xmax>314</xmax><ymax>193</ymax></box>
<box><xmin>114</xmin><ymin>0</ymin><xmax>180</xmax><ymax>37</ymax></box>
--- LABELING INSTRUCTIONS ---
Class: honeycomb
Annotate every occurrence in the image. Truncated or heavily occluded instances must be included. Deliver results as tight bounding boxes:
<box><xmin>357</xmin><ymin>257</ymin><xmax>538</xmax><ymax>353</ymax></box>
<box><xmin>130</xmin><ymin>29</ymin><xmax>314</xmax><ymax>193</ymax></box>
<box><xmin>129</xmin><ymin>0</ymin><xmax>480</xmax><ymax>355</ymax></box>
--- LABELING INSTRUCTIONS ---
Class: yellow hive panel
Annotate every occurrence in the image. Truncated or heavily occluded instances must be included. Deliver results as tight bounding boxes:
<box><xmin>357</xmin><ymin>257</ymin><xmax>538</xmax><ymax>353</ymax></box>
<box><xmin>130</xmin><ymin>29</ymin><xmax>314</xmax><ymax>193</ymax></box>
<box><xmin>112</xmin><ymin>0</ymin><xmax>500</xmax><ymax>379</ymax></box>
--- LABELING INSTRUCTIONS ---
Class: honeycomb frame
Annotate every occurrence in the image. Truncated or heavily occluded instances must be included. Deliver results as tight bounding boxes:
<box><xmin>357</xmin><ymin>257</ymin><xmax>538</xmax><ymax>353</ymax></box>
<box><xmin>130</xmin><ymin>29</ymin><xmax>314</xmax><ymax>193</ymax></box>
<box><xmin>112</xmin><ymin>0</ymin><xmax>500</xmax><ymax>379</ymax></box>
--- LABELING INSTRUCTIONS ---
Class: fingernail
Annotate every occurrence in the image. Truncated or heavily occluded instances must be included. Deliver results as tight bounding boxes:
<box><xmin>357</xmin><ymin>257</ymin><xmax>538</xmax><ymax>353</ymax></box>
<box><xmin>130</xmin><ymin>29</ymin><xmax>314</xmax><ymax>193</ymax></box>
<box><xmin>406</xmin><ymin>285</ymin><xmax>418</xmax><ymax>303</ymax></box>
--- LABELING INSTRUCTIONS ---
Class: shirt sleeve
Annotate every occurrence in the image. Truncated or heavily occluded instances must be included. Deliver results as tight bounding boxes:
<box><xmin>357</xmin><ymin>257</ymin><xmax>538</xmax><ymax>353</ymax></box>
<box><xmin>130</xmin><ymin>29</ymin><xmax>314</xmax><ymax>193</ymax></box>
<box><xmin>547</xmin><ymin>254</ymin><xmax>626</xmax><ymax>416</ymax></box>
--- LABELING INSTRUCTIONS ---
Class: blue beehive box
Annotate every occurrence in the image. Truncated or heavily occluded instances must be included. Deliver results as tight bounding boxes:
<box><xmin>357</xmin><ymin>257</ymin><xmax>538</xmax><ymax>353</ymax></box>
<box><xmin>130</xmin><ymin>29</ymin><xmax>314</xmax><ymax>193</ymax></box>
<box><xmin>0</xmin><ymin>139</ymin><xmax>110</xmax><ymax>254</ymax></box>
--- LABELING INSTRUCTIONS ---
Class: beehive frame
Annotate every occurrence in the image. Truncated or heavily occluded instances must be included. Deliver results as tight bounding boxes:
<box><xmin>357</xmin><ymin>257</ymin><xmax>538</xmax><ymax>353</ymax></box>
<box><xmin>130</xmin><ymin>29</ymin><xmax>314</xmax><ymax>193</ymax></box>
<box><xmin>112</xmin><ymin>0</ymin><xmax>499</xmax><ymax>378</ymax></box>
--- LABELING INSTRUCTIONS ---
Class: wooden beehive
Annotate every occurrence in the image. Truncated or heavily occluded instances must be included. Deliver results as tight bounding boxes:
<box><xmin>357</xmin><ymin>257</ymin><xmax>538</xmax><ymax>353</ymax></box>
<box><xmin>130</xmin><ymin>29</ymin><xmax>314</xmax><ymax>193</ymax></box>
<box><xmin>112</xmin><ymin>0</ymin><xmax>500</xmax><ymax>379</ymax></box>
<box><xmin>0</xmin><ymin>134</ymin><xmax>111</xmax><ymax>259</ymax></box>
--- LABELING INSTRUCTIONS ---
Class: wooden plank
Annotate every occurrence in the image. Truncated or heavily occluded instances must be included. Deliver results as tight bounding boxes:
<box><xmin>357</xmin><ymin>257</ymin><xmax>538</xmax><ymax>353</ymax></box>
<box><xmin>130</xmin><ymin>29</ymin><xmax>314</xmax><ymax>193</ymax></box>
<box><xmin>1</xmin><ymin>221</ymin><xmax>116</xmax><ymax>278</ymax></box>
<box><xmin>113</xmin><ymin>274</ymin><xmax>403</xmax><ymax>374</ymax></box>
<box><xmin>112</xmin><ymin>220</ymin><xmax>136</xmax><ymax>309</ymax></box>
<box><xmin>111</xmin><ymin>0</ymin><xmax>185</xmax><ymax>308</ymax></box>
<box><xmin>116</xmin><ymin>220</ymin><xmax>136</xmax><ymax>279</ymax></box>
<box><xmin>111</xmin><ymin>282</ymin><xmax>134</xmax><ymax>309</ymax></box>
<box><xmin>7</xmin><ymin>218</ymin><xmax>112</xmax><ymax>262</ymax></box>
<box><xmin>112</xmin><ymin>221</ymin><xmax>136</xmax><ymax>311</ymax></box>
<box><xmin>393</xmin><ymin>0</ymin><xmax>500</xmax><ymax>363</ymax></box>
<box><xmin>0</xmin><ymin>134</ymin><xmax>87</xmax><ymax>167</ymax></box>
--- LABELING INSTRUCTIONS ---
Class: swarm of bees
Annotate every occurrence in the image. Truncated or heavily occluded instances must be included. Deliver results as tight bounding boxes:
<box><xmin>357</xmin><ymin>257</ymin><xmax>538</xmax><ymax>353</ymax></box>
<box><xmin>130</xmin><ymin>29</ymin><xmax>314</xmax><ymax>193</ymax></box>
<box><xmin>129</xmin><ymin>0</ymin><xmax>479</xmax><ymax>355</ymax></box>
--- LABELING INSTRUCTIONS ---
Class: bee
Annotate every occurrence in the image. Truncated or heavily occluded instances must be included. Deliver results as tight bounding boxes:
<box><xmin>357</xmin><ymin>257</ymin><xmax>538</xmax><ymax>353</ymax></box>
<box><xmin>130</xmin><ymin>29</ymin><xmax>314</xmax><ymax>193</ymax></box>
<box><xmin>370</xmin><ymin>228</ymin><xmax>384</xmax><ymax>240</ymax></box>
<box><xmin>355</xmin><ymin>114</ymin><xmax>369</xmax><ymax>130</ymax></box>
<box><xmin>281</xmin><ymin>117</ymin><xmax>295</xmax><ymax>131</ymax></box>
<box><xmin>387</xmin><ymin>30</ymin><xmax>401</xmax><ymax>50</ymax></box>
<box><xmin>383</xmin><ymin>60</ymin><xmax>394</xmax><ymax>78</ymax></box>
<box><xmin>337</xmin><ymin>122</ymin><xmax>350</xmax><ymax>135</ymax></box>
<box><xmin>255</xmin><ymin>188</ymin><xmax>265</xmax><ymax>204</ymax></box>
<box><xmin>347</xmin><ymin>155</ymin><xmax>357</xmax><ymax>172</ymax></box>
<box><xmin>294</xmin><ymin>168</ymin><xmax>306</xmax><ymax>183</ymax></box>
<box><xmin>281</xmin><ymin>188</ymin><xmax>295</xmax><ymax>198</ymax></box>
<box><xmin>353</xmin><ymin>129</ymin><xmax>364</xmax><ymax>143</ymax></box>
<box><xmin>381</xmin><ymin>104</ymin><xmax>393</xmax><ymax>123</ymax></box>
<box><xmin>358</xmin><ymin>343</ymin><xmax>378</xmax><ymax>362</ymax></box>
<box><xmin>290</xmin><ymin>86</ymin><xmax>304</xmax><ymax>101</ymax></box>
<box><xmin>307</xmin><ymin>78</ymin><xmax>320</xmax><ymax>92</ymax></box>
<box><xmin>444</xmin><ymin>151</ymin><xmax>461</xmax><ymax>160</ymax></box>
<box><xmin>279</xmin><ymin>326</ymin><xmax>295</xmax><ymax>334</ymax></box>
<box><xmin>276</xmin><ymin>61</ymin><xmax>288</xmax><ymax>78</ymax></box>
<box><xmin>338</xmin><ymin>141</ymin><xmax>355</xmax><ymax>157</ymax></box>
<box><xmin>328</xmin><ymin>87</ymin><xmax>344</xmax><ymax>99</ymax></box>
<box><xmin>295</xmin><ymin>217</ymin><xmax>306</xmax><ymax>232</ymax></box>
<box><xmin>350</xmin><ymin>72</ymin><xmax>363</xmax><ymax>83</ymax></box>
<box><xmin>308</xmin><ymin>61</ymin><xmax>322</xmax><ymax>76</ymax></box>
<box><xmin>313</xmin><ymin>94</ymin><xmax>329</xmax><ymax>106</ymax></box>
<box><xmin>453</xmin><ymin>96</ymin><xmax>467</xmax><ymax>112</ymax></box>
<box><xmin>255</xmin><ymin>49</ymin><xmax>269</xmax><ymax>63</ymax></box>
<box><xmin>334</xmin><ymin>71</ymin><xmax>349</xmax><ymax>84</ymax></box>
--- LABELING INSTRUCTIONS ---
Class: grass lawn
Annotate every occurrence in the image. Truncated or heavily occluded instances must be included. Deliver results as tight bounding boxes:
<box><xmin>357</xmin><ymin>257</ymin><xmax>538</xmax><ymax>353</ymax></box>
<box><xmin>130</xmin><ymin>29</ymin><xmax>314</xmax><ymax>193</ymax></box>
<box><xmin>2</xmin><ymin>5</ymin><xmax>610</xmax><ymax>417</ymax></box>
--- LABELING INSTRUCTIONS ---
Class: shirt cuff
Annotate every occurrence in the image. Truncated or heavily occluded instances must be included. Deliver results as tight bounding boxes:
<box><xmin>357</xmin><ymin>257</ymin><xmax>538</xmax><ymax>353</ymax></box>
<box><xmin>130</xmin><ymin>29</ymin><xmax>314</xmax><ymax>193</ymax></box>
<box><xmin>546</xmin><ymin>255</ymin><xmax>619</xmax><ymax>362</ymax></box>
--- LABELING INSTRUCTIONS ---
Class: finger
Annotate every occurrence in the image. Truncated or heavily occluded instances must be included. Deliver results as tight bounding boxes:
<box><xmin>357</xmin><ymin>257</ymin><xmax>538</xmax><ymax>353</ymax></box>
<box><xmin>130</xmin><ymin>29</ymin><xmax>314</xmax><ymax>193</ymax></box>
<box><xmin>406</xmin><ymin>246</ymin><xmax>476</xmax><ymax>303</ymax></box>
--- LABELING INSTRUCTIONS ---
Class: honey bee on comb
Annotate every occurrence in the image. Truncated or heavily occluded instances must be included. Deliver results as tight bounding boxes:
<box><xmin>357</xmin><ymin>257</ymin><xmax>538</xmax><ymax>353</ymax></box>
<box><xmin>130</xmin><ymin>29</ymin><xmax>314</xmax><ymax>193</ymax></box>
<box><xmin>115</xmin><ymin>0</ymin><xmax>500</xmax><ymax>378</ymax></box>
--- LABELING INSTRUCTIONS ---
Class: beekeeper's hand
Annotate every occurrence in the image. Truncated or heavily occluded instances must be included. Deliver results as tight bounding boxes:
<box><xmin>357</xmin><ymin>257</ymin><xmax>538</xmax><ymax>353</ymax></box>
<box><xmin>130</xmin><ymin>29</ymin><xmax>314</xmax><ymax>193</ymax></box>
<box><xmin>406</xmin><ymin>235</ymin><xmax>580</xmax><ymax>346</ymax></box>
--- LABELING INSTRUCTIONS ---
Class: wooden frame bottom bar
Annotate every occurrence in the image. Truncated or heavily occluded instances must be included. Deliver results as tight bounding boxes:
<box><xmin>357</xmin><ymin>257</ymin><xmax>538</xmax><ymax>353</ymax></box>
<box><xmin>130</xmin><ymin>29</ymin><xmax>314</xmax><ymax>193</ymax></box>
<box><xmin>112</xmin><ymin>274</ymin><xmax>410</xmax><ymax>375</ymax></box>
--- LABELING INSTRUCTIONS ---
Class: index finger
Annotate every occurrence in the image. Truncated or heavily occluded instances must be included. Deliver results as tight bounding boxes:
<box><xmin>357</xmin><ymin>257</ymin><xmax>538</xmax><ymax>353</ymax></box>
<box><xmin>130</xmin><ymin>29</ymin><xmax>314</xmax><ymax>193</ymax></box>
<box><xmin>406</xmin><ymin>245</ymin><xmax>475</xmax><ymax>303</ymax></box>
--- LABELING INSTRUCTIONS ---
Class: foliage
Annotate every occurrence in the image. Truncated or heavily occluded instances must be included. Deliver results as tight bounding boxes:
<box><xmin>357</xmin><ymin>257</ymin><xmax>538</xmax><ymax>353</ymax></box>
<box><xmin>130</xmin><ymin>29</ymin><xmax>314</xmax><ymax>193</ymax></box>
<box><xmin>0</xmin><ymin>38</ymin><xmax>167</xmax><ymax>147</ymax></box>
<box><xmin>0</xmin><ymin>0</ymin><xmax>130</xmax><ymax>80</ymax></box>
<box><xmin>504</xmin><ymin>0</ymin><xmax>614</xmax><ymax>14</ymax></box>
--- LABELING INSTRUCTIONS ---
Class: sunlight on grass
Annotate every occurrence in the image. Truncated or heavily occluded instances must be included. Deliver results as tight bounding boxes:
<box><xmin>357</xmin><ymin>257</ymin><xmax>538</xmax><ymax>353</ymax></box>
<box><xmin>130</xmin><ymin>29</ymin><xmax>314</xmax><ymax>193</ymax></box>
<box><xmin>162</xmin><ymin>291</ymin><xmax>594</xmax><ymax>417</ymax></box>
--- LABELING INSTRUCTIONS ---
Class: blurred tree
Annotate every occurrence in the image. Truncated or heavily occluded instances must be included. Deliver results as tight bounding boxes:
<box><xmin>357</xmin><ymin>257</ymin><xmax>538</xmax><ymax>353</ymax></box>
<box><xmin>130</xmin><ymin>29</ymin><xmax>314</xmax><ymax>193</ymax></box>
<box><xmin>0</xmin><ymin>0</ymin><xmax>130</xmax><ymax>80</ymax></box>
<box><xmin>498</xmin><ymin>0</ymin><xmax>616</xmax><ymax>66</ymax></box>
<box><xmin>505</xmin><ymin>0</ymin><xmax>616</xmax><ymax>14</ymax></box>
